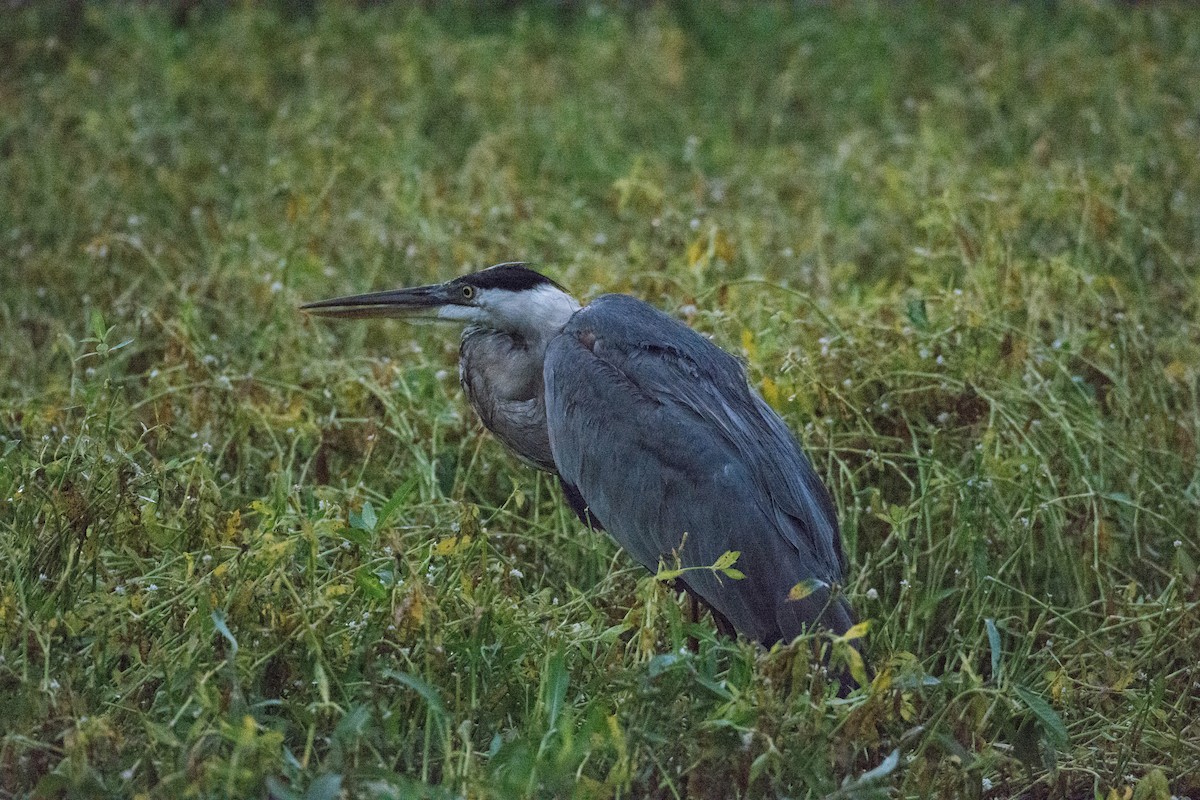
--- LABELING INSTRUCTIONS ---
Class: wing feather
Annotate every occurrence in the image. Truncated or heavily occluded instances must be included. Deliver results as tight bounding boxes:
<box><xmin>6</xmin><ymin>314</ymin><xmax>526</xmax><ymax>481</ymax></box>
<box><xmin>545</xmin><ymin>295</ymin><xmax>850</xmax><ymax>643</ymax></box>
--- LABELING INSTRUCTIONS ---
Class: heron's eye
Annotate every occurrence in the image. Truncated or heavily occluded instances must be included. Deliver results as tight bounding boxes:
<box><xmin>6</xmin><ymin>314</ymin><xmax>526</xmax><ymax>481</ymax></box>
<box><xmin>461</xmin><ymin>286</ymin><xmax>475</xmax><ymax>300</ymax></box>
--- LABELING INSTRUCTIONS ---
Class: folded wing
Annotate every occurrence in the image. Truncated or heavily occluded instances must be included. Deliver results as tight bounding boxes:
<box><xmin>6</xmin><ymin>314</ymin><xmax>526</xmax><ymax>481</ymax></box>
<box><xmin>544</xmin><ymin>294</ymin><xmax>852</xmax><ymax>644</ymax></box>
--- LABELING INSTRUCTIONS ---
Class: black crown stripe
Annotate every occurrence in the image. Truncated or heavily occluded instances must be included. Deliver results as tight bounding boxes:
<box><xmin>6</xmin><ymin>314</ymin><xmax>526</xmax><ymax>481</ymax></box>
<box><xmin>457</xmin><ymin>263</ymin><xmax>566</xmax><ymax>293</ymax></box>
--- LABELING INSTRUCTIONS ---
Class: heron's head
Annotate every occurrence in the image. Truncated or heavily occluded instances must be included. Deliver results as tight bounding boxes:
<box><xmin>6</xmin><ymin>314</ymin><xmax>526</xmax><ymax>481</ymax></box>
<box><xmin>302</xmin><ymin>262</ymin><xmax>580</xmax><ymax>340</ymax></box>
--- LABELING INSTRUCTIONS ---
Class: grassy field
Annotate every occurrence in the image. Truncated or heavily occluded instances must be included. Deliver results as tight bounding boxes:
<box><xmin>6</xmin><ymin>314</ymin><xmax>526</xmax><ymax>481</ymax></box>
<box><xmin>3</xmin><ymin>2</ymin><xmax>1200</xmax><ymax>797</ymax></box>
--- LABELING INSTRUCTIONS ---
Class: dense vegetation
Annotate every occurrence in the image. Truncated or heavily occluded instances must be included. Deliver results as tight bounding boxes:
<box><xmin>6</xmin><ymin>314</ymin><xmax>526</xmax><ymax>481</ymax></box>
<box><xmin>2</xmin><ymin>3</ymin><xmax>1198</xmax><ymax>797</ymax></box>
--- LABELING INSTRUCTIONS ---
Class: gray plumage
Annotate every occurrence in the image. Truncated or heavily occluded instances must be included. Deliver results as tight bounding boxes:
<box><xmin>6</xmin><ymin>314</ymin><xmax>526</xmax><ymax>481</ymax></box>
<box><xmin>302</xmin><ymin>263</ymin><xmax>855</xmax><ymax>648</ymax></box>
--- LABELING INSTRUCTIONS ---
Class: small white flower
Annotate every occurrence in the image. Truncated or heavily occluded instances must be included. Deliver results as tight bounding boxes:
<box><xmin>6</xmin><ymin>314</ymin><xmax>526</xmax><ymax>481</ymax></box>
<box><xmin>509</xmin><ymin>568</ymin><xmax>524</xmax><ymax>579</ymax></box>
<box><xmin>866</xmin><ymin>588</ymin><xmax>879</xmax><ymax>601</ymax></box>
<box><xmin>121</xmin><ymin>768</ymin><xmax>135</xmax><ymax>780</ymax></box>
<box><xmin>146</xmin><ymin>583</ymin><xmax>158</xmax><ymax>592</ymax></box>
<box><xmin>1175</xmin><ymin>540</ymin><xmax>1183</xmax><ymax>548</ymax></box>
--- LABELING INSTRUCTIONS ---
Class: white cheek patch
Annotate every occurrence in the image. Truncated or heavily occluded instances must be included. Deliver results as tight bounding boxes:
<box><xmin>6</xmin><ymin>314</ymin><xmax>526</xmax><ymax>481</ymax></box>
<box><xmin>488</xmin><ymin>286</ymin><xmax>581</xmax><ymax>331</ymax></box>
<box><xmin>437</xmin><ymin>305</ymin><xmax>482</xmax><ymax>322</ymax></box>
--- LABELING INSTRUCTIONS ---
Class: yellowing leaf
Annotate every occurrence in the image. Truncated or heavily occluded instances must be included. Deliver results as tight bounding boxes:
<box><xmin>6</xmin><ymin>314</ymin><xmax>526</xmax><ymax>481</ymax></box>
<box><xmin>741</xmin><ymin>329</ymin><xmax>757</xmax><ymax>361</ymax></box>
<box><xmin>223</xmin><ymin>509</ymin><xmax>241</xmax><ymax>542</ymax></box>
<box><xmin>433</xmin><ymin>536</ymin><xmax>470</xmax><ymax>556</ymax></box>
<box><xmin>1131</xmin><ymin>768</ymin><xmax>1170</xmax><ymax>800</ymax></box>
<box><xmin>841</xmin><ymin>620</ymin><xmax>872</xmax><ymax>642</ymax></box>
<box><xmin>760</xmin><ymin>375</ymin><xmax>780</xmax><ymax>409</ymax></box>
<box><xmin>395</xmin><ymin>587</ymin><xmax>426</xmax><ymax>629</ymax></box>
<box><xmin>839</xmin><ymin>642</ymin><xmax>870</xmax><ymax>687</ymax></box>
<box><xmin>1165</xmin><ymin>360</ymin><xmax>1190</xmax><ymax>382</ymax></box>
<box><xmin>687</xmin><ymin>227</ymin><xmax>735</xmax><ymax>270</ymax></box>
<box><xmin>788</xmin><ymin>578</ymin><xmax>825</xmax><ymax>602</ymax></box>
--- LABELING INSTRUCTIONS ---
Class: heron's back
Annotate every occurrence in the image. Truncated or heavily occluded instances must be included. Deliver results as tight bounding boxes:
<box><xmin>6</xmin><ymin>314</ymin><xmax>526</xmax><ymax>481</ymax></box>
<box><xmin>545</xmin><ymin>294</ymin><xmax>851</xmax><ymax>643</ymax></box>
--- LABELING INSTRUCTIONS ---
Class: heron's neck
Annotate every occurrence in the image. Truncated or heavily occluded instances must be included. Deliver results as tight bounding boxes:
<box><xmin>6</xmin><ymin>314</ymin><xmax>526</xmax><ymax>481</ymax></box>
<box><xmin>495</xmin><ymin>286</ymin><xmax>581</xmax><ymax>349</ymax></box>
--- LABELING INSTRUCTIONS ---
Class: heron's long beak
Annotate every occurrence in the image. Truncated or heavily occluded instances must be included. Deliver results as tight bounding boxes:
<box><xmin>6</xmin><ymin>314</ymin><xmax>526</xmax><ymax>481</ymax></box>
<box><xmin>300</xmin><ymin>283</ymin><xmax>456</xmax><ymax>320</ymax></box>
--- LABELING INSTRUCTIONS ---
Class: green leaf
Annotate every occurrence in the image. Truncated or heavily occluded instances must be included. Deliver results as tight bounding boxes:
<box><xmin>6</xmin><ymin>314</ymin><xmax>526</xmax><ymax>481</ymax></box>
<box><xmin>542</xmin><ymin>651</ymin><xmax>570</xmax><ymax>730</ymax></box>
<box><xmin>355</xmin><ymin>566</ymin><xmax>387</xmax><ymax>600</ymax></box>
<box><xmin>265</xmin><ymin>777</ymin><xmax>302</xmax><ymax>800</ymax></box>
<box><xmin>350</xmin><ymin>500</ymin><xmax>376</xmax><ymax>532</ymax></box>
<box><xmin>89</xmin><ymin>308</ymin><xmax>107</xmax><ymax>340</ymax></box>
<box><xmin>840</xmin><ymin>748</ymin><xmax>900</xmax><ymax>790</ymax></box>
<box><xmin>378</xmin><ymin>476</ymin><xmax>417</xmax><ymax>528</ymax></box>
<box><xmin>1132</xmin><ymin>768</ymin><xmax>1171</xmax><ymax>800</ymax></box>
<box><xmin>211</xmin><ymin>609</ymin><xmax>238</xmax><ymax>656</ymax></box>
<box><xmin>985</xmin><ymin>618</ymin><xmax>1002</xmax><ymax>684</ymax></box>
<box><xmin>712</xmin><ymin>550</ymin><xmax>740</xmax><ymax>571</ymax></box>
<box><xmin>314</xmin><ymin>661</ymin><xmax>330</xmax><ymax>705</ymax></box>
<box><xmin>906</xmin><ymin>296</ymin><xmax>929</xmax><ymax>329</ymax></box>
<box><xmin>304</xmin><ymin>773</ymin><xmax>343</xmax><ymax>800</ymax></box>
<box><xmin>748</xmin><ymin>748</ymin><xmax>777</xmax><ymax>784</ymax></box>
<box><xmin>340</xmin><ymin>525</ymin><xmax>371</xmax><ymax>548</ymax></box>
<box><xmin>646</xmin><ymin>653</ymin><xmax>680</xmax><ymax>679</ymax></box>
<box><xmin>1013</xmin><ymin>684</ymin><xmax>1068</xmax><ymax>749</ymax></box>
<box><xmin>383</xmin><ymin>669</ymin><xmax>448</xmax><ymax>733</ymax></box>
<box><xmin>333</xmin><ymin>705</ymin><xmax>371</xmax><ymax>747</ymax></box>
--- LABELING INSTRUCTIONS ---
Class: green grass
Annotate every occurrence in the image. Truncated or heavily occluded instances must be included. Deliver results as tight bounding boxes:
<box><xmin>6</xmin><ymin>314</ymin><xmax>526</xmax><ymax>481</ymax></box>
<box><xmin>2</xmin><ymin>2</ymin><xmax>1199</xmax><ymax>797</ymax></box>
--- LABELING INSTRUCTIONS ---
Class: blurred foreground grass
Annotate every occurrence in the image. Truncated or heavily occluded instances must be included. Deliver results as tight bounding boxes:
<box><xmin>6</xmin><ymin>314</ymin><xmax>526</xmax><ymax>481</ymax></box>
<box><xmin>2</xmin><ymin>3</ymin><xmax>1199</xmax><ymax>797</ymax></box>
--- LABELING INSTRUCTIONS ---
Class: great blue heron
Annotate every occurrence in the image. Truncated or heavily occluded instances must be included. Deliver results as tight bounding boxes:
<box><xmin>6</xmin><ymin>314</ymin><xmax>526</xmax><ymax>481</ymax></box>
<box><xmin>303</xmin><ymin>263</ymin><xmax>857</xmax><ymax>659</ymax></box>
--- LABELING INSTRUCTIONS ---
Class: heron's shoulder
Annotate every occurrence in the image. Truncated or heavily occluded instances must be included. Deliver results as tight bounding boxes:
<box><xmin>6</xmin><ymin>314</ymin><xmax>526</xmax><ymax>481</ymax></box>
<box><xmin>567</xmin><ymin>293</ymin><xmax>664</xmax><ymax>328</ymax></box>
<box><xmin>564</xmin><ymin>293</ymin><xmax>691</xmax><ymax>345</ymax></box>
<box><xmin>562</xmin><ymin>293</ymin><xmax>740</xmax><ymax>376</ymax></box>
